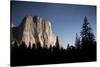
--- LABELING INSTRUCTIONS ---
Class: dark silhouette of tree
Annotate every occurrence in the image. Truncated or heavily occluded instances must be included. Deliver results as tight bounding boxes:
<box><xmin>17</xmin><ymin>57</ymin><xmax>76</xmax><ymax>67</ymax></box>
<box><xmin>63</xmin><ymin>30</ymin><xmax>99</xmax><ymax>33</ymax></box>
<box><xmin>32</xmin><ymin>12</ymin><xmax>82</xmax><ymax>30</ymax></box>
<box><xmin>67</xmin><ymin>43</ymin><xmax>70</xmax><ymax>49</ymax></box>
<box><xmin>80</xmin><ymin>16</ymin><xmax>95</xmax><ymax>48</ymax></box>
<box><xmin>32</xmin><ymin>44</ymin><xmax>36</xmax><ymax>49</ymax></box>
<box><xmin>75</xmin><ymin>33</ymin><xmax>80</xmax><ymax>48</ymax></box>
<box><xmin>49</xmin><ymin>45</ymin><xmax>53</xmax><ymax>52</ymax></box>
<box><xmin>20</xmin><ymin>41</ymin><xmax>27</xmax><ymax>49</ymax></box>
<box><xmin>55</xmin><ymin>36</ymin><xmax>60</xmax><ymax>49</ymax></box>
<box><xmin>79</xmin><ymin>16</ymin><xmax>96</xmax><ymax>61</ymax></box>
<box><xmin>28</xmin><ymin>42</ymin><xmax>31</xmax><ymax>49</ymax></box>
<box><xmin>37</xmin><ymin>42</ymin><xmax>42</xmax><ymax>50</ymax></box>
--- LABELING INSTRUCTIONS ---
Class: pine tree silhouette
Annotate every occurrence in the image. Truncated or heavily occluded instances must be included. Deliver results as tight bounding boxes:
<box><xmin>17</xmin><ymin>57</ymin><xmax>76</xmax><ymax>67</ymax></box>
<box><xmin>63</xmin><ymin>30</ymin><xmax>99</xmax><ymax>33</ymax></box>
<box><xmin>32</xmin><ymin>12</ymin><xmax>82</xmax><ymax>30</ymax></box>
<box><xmin>55</xmin><ymin>36</ymin><xmax>60</xmax><ymax>49</ymax></box>
<box><xmin>80</xmin><ymin>16</ymin><xmax>96</xmax><ymax>61</ymax></box>
<box><xmin>80</xmin><ymin>16</ymin><xmax>95</xmax><ymax>48</ymax></box>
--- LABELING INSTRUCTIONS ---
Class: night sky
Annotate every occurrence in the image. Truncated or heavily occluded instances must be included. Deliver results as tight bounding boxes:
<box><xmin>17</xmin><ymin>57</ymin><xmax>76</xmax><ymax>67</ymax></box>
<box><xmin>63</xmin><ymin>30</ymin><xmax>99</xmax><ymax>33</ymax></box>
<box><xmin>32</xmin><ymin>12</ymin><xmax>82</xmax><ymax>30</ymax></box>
<box><xmin>11</xmin><ymin>1</ymin><xmax>96</xmax><ymax>48</ymax></box>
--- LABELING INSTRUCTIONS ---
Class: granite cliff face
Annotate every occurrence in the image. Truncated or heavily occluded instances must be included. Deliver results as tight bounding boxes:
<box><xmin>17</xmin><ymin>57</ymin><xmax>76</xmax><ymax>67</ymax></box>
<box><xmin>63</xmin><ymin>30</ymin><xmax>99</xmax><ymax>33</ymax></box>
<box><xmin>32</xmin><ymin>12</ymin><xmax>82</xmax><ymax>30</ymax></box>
<box><xmin>17</xmin><ymin>16</ymin><xmax>57</xmax><ymax>48</ymax></box>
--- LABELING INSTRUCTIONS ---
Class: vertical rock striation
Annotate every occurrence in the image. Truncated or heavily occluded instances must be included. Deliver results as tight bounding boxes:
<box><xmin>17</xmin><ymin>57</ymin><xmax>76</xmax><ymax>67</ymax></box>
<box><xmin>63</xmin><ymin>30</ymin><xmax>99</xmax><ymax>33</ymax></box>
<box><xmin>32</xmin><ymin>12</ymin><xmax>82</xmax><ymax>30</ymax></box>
<box><xmin>17</xmin><ymin>16</ymin><xmax>57</xmax><ymax>48</ymax></box>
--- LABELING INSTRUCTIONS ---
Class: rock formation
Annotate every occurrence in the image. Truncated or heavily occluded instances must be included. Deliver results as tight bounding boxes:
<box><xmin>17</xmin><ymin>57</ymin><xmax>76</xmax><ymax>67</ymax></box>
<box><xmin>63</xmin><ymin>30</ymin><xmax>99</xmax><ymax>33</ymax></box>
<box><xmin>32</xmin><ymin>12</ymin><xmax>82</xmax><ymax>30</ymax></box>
<box><xmin>14</xmin><ymin>16</ymin><xmax>57</xmax><ymax>48</ymax></box>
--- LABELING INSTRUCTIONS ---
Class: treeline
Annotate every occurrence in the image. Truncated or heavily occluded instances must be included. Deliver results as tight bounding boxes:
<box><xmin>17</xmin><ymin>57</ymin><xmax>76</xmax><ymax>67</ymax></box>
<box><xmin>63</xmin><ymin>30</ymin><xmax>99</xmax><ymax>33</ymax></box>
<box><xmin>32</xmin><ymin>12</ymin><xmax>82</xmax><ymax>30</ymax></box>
<box><xmin>11</xmin><ymin>16</ymin><xmax>96</xmax><ymax>66</ymax></box>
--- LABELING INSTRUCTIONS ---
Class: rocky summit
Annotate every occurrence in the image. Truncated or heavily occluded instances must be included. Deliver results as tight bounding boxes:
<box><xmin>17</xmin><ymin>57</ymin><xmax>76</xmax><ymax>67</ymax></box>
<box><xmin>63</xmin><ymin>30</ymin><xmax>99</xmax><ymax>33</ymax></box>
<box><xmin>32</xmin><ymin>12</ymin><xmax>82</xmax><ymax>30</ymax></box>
<box><xmin>11</xmin><ymin>16</ymin><xmax>57</xmax><ymax>48</ymax></box>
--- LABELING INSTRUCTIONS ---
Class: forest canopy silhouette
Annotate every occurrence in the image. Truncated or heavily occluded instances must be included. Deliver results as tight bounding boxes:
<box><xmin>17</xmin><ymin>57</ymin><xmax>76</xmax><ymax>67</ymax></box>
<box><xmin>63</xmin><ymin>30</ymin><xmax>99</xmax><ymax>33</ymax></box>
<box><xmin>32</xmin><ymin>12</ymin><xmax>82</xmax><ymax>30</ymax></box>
<box><xmin>11</xmin><ymin>16</ymin><xmax>96</xmax><ymax>66</ymax></box>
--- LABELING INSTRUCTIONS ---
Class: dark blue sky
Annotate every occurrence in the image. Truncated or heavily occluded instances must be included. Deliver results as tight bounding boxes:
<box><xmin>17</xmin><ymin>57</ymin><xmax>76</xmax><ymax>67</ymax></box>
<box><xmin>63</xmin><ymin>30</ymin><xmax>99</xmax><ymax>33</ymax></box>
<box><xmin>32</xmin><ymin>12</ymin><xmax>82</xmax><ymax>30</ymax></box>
<box><xmin>11</xmin><ymin>1</ymin><xmax>96</xmax><ymax>48</ymax></box>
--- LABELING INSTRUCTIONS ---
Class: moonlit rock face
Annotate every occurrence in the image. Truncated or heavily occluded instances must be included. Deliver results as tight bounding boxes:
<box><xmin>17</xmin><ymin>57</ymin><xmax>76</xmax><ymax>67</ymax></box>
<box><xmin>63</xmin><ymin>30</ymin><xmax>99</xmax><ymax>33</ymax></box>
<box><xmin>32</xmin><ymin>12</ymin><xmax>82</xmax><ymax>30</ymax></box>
<box><xmin>18</xmin><ymin>16</ymin><xmax>56</xmax><ymax>48</ymax></box>
<box><xmin>21</xmin><ymin>16</ymin><xmax>35</xmax><ymax>47</ymax></box>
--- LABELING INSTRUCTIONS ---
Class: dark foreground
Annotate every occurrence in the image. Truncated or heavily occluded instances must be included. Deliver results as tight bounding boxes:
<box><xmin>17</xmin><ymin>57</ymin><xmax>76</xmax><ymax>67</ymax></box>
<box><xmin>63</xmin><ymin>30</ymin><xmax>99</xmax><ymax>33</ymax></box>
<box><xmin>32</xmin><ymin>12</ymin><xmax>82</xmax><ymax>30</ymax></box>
<box><xmin>11</xmin><ymin>41</ymin><xmax>96</xmax><ymax>66</ymax></box>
